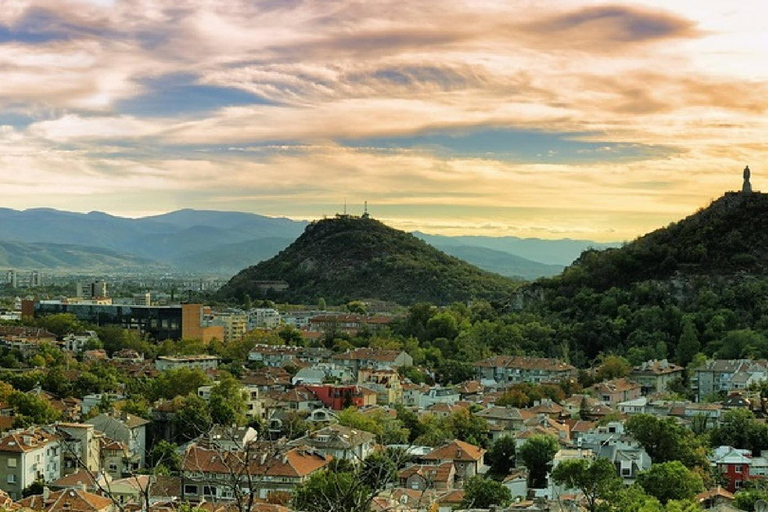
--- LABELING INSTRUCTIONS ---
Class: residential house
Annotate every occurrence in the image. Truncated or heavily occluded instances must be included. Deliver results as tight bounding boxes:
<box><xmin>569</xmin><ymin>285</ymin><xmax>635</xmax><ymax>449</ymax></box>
<box><xmin>589</xmin><ymin>378</ymin><xmax>642</xmax><ymax>408</ymax></box>
<box><xmin>711</xmin><ymin>446</ymin><xmax>758</xmax><ymax>493</ymax></box>
<box><xmin>358</xmin><ymin>368</ymin><xmax>403</xmax><ymax>405</ymax></box>
<box><xmin>631</xmin><ymin>359</ymin><xmax>684</xmax><ymax>394</ymax></box>
<box><xmin>419</xmin><ymin>387</ymin><xmax>460</xmax><ymax>409</ymax></box>
<box><xmin>0</xmin><ymin>428</ymin><xmax>61</xmax><ymax>499</ymax></box>
<box><xmin>502</xmin><ymin>469</ymin><xmax>528</xmax><ymax>500</ymax></box>
<box><xmin>52</xmin><ymin>423</ymin><xmax>102</xmax><ymax>476</ymax></box>
<box><xmin>288</xmin><ymin>424</ymin><xmax>375</xmax><ymax>463</ymax></box>
<box><xmin>398</xmin><ymin>462</ymin><xmax>455</xmax><ymax>491</ymax></box>
<box><xmin>181</xmin><ymin>444</ymin><xmax>330</xmax><ymax>501</ymax></box>
<box><xmin>87</xmin><ymin>412</ymin><xmax>149</xmax><ymax>471</ymax></box>
<box><xmin>304</xmin><ymin>384</ymin><xmax>377</xmax><ymax>411</ymax></box>
<box><xmin>692</xmin><ymin>359</ymin><xmax>768</xmax><ymax>402</ymax></box>
<box><xmin>475</xmin><ymin>356</ymin><xmax>576</xmax><ymax>385</ymax></box>
<box><xmin>49</xmin><ymin>469</ymin><xmax>110</xmax><ymax>493</ymax></box>
<box><xmin>155</xmin><ymin>355</ymin><xmax>220</xmax><ymax>372</ymax></box>
<box><xmin>19</xmin><ymin>489</ymin><xmax>116</xmax><ymax>512</ymax></box>
<box><xmin>333</xmin><ymin>348</ymin><xmax>413</xmax><ymax>375</ymax></box>
<box><xmin>292</xmin><ymin>364</ymin><xmax>354</xmax><ymax>386</ymax></box>
<box><xmin>248</xmin><ymin>345</ymin><xmax>331</xmax><ymax>368</ymax></box>
<box><xmin>421</xmin><ymin>440</ymin><xmax>485</xmax><ymax>483</ymax></box>
<box><xmin>577</xmin><ymin>422</ymin><xmax>651</xmax><ymax>485</ymax></box>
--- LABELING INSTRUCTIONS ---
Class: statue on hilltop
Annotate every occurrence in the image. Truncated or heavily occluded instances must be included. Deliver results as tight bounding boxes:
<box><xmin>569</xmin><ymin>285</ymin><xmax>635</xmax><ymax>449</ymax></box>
<box><xmin>743</xmin><ymin>165</ymin><xmax>752</xmax><ymax>194</ymax></box>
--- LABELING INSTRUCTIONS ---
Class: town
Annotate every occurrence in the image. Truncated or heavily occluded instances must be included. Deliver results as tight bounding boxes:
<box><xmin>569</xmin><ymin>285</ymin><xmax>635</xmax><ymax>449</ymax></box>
<box><xmin>0</xmin><ymin>275</ymin><xmax>757</xmax><ymax>512</ymax></box>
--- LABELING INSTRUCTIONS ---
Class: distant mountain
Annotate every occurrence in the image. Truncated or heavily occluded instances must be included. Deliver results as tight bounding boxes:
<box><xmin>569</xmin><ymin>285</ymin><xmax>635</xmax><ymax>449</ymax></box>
<box><xmin>218</xmin><ymin>216</ymin><xmax>521</xmax><ymax>305</ymax></box>
<box><xmin>0</xmin><ymin>207</ymin><xmax>615</xmax><ymax>278</ymax></box>
<box><xmin>0</xmin><ymin>241</ymin><xmax>157</xmax><ymax>271</ymax></box>
<box><xmin>435</xmin><ymin>245</ymin><xmax>563</xmax><ymax>280</ymax></box>
<box><xmin>415</xmin><ymin>232</ymin><xmax>618</xmax><ymax>266</ymax></box>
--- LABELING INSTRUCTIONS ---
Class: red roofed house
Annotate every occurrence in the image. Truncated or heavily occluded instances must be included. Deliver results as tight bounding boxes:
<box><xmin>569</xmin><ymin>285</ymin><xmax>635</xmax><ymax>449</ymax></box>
<box><xmin>19</xmin><ymin>488</ymin><xmax>116</xmax><ymax>512</ymax></box>
<box><xmin>0</xmin><ymin>427</ymin><xmax>61</xmax><ymax>499</ymax></box>
<box><xmin>181</xmin><ymin>444</ymin><xmax>331</xmax><ymax>501</ymax></box>
<box><xmin>589</xmin><ymin>378</ymin><xmax>642</xmax><ymax>408</ymax></box>
<box><xmin>422</xmin><ymin>440</ymin><xmax>486</xmax><ymax>484</ymax></box>
<box><xmin>399</xmin><ymin>462</ymin><xmax>455</xmax><ymax>491</ymax></box>
<box><xmin>333</xmin><ymin>348</ymin><xmax>413</xmax><ymax>375</ymax></box>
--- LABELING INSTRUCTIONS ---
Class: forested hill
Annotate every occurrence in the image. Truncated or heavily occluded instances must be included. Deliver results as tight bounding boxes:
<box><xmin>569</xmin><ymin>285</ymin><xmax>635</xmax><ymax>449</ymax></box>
<box><xmin>513</xmin><ymin>191</ymin><xmax>768</xmax><ymax>366</ymax></box>
<box><xmin>217</xmin><ymin>216</ymin><xmax>520</xmax><ymax>305</ymax></box>
<box><xmin>547</xmin><ymin>192</ymin><xmax>768</xmax><ymax>292</ymax></box>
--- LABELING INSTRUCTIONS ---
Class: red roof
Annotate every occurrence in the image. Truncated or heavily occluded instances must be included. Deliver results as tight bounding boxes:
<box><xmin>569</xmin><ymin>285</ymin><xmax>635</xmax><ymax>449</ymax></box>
<box><xmin>423</xmin><ymin>439</ymin><xmax>485</xmax><ymax>462</ymax></box>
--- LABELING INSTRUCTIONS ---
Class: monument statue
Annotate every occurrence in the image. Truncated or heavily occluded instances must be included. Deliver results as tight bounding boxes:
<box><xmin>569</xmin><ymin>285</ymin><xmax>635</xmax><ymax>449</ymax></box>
<box><xmin>743</xmin><ymin>165</ymin><xmax>752</xmax><ymax>194</ymax></box>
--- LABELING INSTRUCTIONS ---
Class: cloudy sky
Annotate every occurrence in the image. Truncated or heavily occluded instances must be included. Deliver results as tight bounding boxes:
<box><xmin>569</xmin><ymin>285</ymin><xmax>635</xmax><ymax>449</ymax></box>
<box><xmin>0</xmin><ymin>0</ymin><xmax>766</xmax><ymax>241</ymax></box>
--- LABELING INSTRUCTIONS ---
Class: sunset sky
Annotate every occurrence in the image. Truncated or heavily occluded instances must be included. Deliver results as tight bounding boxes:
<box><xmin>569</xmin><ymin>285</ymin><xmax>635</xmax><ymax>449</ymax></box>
<box><xmin>1</xmin><ymin>0</ymin><xmax>766</xmax><ymax>242</ymax></box>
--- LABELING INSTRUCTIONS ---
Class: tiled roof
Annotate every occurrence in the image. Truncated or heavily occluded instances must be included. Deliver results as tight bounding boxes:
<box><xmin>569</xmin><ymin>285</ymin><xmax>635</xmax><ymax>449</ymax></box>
<box><xmin>19</xmin><ymin>489</ymin><xmax>113</xmax><ymax>512</ymax></box>
<box><xmin>475</xmin><ymin>355</ymin><xmax>575</xmax><ymax>372</ymax></box>
<box><xmin>398</xmin><ymin>461</ymin><xmax>454</xmax><ymax>484</ymax></box>
<box><xmin>590</xmin><ymin>378</ymin><xmax>642</xmax><ymax>394</ymax></box>
<box><xmin>0</xmin><ymin>428</ymin><xmax>57</xmax><ymax>453</ymax></box>
<box><xmin>423</xmin><ymin>439</ymin><xmax>485</xmax><ymax>462</ymax></box>
<box><xmin>334</xmin><ymin>348</ymin><xmax>404</xmax><ymax>362</ymax></box>
<box><xmin>182</xmin><ymin>444</ymin><xmax>330</xmax><ymax>478</ymax></box>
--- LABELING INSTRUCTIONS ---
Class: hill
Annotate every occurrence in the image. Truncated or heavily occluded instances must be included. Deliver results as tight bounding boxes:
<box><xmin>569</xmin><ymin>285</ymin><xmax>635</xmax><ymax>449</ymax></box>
<box><xmin>549</xmin><ymin>192</ymin><xmax>768</xmax><ymax>292</ymax></box>
<box><xmin>217</xmin><ymin>216</ymin><xmax>521</xmax><ymax>305</ymax></box>
<box><xmin>0</xmin><ymin>241</ymin><xmax>158</xmax><ymax>271</ymax></box>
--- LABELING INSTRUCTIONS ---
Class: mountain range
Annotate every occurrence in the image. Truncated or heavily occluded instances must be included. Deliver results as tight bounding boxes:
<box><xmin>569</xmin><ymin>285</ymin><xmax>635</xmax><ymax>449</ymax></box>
<box><xmin>0</xmin><ymin>208</ymin><xmax>617</xmax><ymax>279</ymax></box>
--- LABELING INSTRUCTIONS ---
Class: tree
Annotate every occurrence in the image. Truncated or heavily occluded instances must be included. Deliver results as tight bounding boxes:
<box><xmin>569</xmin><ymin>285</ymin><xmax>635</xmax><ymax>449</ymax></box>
<box><xmin>486</xmin><ymin>436</ymin><xmax>516</xmax><ymax>476</ymax></box>
<box><xmin>675</xmin><ymin>319</ymin><xmax>700</xmax><ymax>367</ymax></box>
<box><xmin>636</xmin><ymin>461</ymin><xmax>703</xmax><ymax>504</ymax></box>
<box><xmin>461</xmin><ymin>476</ymin><xmax>512</xmax><ymax>508</ymax></box>
<box><xmin>550</xmin><ymin>458</ymin><xmax>621</xmax><ymax>512</ymax></box>
<box><xmin>174</xmin><ymin>395</ymin><xmax>213</xmax><ymax>442</ymax></box>
<box><xmin>208</xmin><ymin>373</ymin><xmax>248</xmax><ymax>427</ymax></box>
<box><xmin>517</xmin><ymin>435</ymin><xmax>559</xmax><ymax>489</ymax></box>
<box><xmin>151</xmin><ymin>367</ymin><xmax>210</xmax><ymax>401</ymax></box>
<box><xmin>624</xmin><ymin>414</ymin><xmax>707</xmax><ymax>469</ymax></box>
<box><xmin>151</xmin><ymin>440</ymin><xmax>181</xmax><ymax>473</ymax></box>
<box><xmin>710</xmin><ymin>409</ymin><xmax>768</xmax><ymax>453</ymax></box>
<box><xmin>596</xmin><ymin>354</ymin><xmax>632</xmax><ymax>381</ymax></box>
<box><xmin>293</xmin><ymin>471</ymin><xmax>372</xmax><ymax>512</ymax></box>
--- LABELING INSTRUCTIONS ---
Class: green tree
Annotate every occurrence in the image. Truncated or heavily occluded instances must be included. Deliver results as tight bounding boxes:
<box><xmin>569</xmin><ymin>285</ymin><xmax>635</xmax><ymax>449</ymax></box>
<box><xmin>461</xmin><ymin>476</ymin><xmax>512</xmax><ymax>508</ymax></box>
<box><xmin>675</xmin><ymin>319</ymin><xmax>700</xmax><ymax>367</ymax></box>
<box><xmin>625</xmin><ymin>414</ymin><xmax>707</xmax><ymax>469</ymax></box>
<box><xmin>293</xmin><ymin>471</ymin><xmax>372</xmax><ymax>512</ymax></box>
<box><xmin>550</xmin><ymin>458</ymin><xmax>621</xmax><ymax>512</ymax></box>
<box><xmin>596</xmin><ymin>354</ymin><xmax>632</xmax><ymax>381</ymax></box>
<box><xmin>636</xmin><ymin>461</ymin><xmax>703</xmax><ymax>504</ymax></box>
<box><xmin>151</xmin><ymin>440</ymin><xmax>181</xmax><ymax>473</ymax></box>
<box><xmin>517</xmin><ymin>434</ymin><xmax>559</xmax><ymax>488</ymax></box>
<box><xmin>208</xmin><ymin>373</ymin><xmax>248</xmax><ymax>426</ymax></box>
<box><xmin>174</xmin><ymin>395</ymin><xmax>213</xmax><ymax>441</ymax></box>
<box><xmin>710</xmin><ymin>409</ymin><xmax>768</xmax><ymax>452</ymax></box>
<box><xmin>151</xmin><ymin>367</ymin><xmax>211</xmax><ymax>401</ymax></box>
<box><xmin>486</xmin><ymin>436</ymin><xmax>516</xmax><ymax>476</ymax></box>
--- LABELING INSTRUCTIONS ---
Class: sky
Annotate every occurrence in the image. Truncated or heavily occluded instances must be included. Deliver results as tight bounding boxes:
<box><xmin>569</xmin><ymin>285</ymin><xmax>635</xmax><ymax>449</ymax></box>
<box><xmin>0</xmin><ymin>0</ymin><xmax>767</xmax><ymax>242</ymax></box>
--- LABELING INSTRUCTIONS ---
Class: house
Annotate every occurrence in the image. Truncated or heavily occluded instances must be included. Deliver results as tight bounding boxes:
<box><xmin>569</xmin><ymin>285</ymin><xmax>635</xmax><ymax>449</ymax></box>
<box><xmin>631</xmin><ymin>359</ymin><xmax>684</xmax><ymax>394</ymax></box>
<box><xmin>155</xmin><ymin>355</ymin><xmax>220</xmax><ymax>372</ymax></box>
<box><xmin>358</xmin><ymin>368</ymin><xmax>403</xmax><ymax>405</ymax></box>
<box><xmin>288</xmin><ymin>424</ymin><xmax>375</xmax><ymax>463</ymax></box>
<box><xmin>0</xmin><ymin>427</ymin><xmax>61</xmax><ymax>499</ymax></box>
<box><xmin>273</xmin><ymin>387</ymin><xmax>323</xmax><ymax>412</ymax></box>
<box><xmin>202</xmin><ymin>425</ymin><xmax>259</xmax><ymax>451</ymax></box>
<box><xmin>589</xmin><ymin>378</ymin><xmax>642</xmax><ymax>407</ymax></box>
<box><xmin>87</xmin><ymin>411</ymin><xmax>149</xmax><ymax>471</ymax></box>
<box><xmin>248</xmin><ymin>345</ymin><xmax>331</xmax><ymax>368</ymax></box>
<box><xmin>692</xmin><ymin>359</ymin><xmax>768</xmax><ymax>402</ymax></box>
<box><xmin>304</xmin><ymin>384</ymin><xmax>377</xmax><ymax>410</ymax></box>
<box><xmin>419</xmin><ymin>387</ymin><xmax>460</xmax><ymax>409</ymax></box>
<box><xmin>52</xmin><ymin>423</ymin><xmax>102</xmax><ymax>476</ymax></box>
<box><xmin>333</xmin><ymin>348</ymin><xmax>413</xmax><ymax>375</ymax></box>
<box><xmin>502</xmin><ymin>469</ymin><xmax>528</xmax><ymax>500</ymax></box>
<box><xmin>398</xmin><ymin>462</ymin><xmax>455</xmax><ymax>491</ymax></box>
<box><xmin>49</xmin><ymin>469</ymin><xmax>111</xmax><ymax>493</ymax></box>
<box><xmin>475</xmin><ymin>356</ymin><xmax>576</xmax><ymax>385</ymax></box>
<box><xmin>105</xmin><ymin>474</ymin><xmax>181</xmax><ymax>506</ymax></box>
<box><xmin>421</xmin><ymin>440</ymin><xmax>485</xmax><ymax>483</ymax></box>
<box><xmin>577</xmin><ymin>422</ymin><xmax>651</xmax><ymax>485</ymax></box>
<box><xmin>710</xmin><ymin>446</ymin><xmax>756</xmax><ymax>493</ymax></box>
<box><xmin>181</xmin><ymin>444</ymin><xmax>330</xmax><ymax>501</ymax></box>
<box><xmin>475</xmin><ymin>407</ymin><xmax>530</xmax><ymax>434</ymax></box>
<box><xmin>549</xmin><ymin>449</ymin><xmax>594</xmax><ymax>497</ymax></box>
<box><xmin>19</xmin><ymin>489</ymin><xmax>116</xmax><ymax>512</ymax></box>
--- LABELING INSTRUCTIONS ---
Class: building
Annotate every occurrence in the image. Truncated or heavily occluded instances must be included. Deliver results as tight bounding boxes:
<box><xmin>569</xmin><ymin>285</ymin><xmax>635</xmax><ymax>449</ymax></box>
<box><xmin>589</xmin><ymin>378</ymin><xmax>642</xmax><ymax>408</ymax></box>
<box><xmin>211</xmin><ymin>310</ymin><xmax>249</xmax><ymax>342</ymax></box>
<box><xmin>25</xmin><ymin>301</ymin><xmax>223</xmax><ymax>342</ymax></box>
<box><xmin>421</xmin><ymin>440</ymin><xmax>485</xmax><ymax>483</ymax></box>
<box><xmin>692</xmin><ymin>359</ymin><xmax>768</xmax><ymax>402</ymax></box>
<box><xmin>0</xmin><ymin>428</ymin><xmax>61</xmax><ymax>499</ymax></box>
<box><xmin>357</xmin><ymin>368</ymin><xmax>403</xmax><ymax>405</ymax></box>
<box><xmin>249</xmin><ymin>308</ymin><xmax>281</xmax><ymax>330</ymax></box>
<box><xmin>156</xmin><ymin>355</ymin><xmax>220</xmax><ymax>371</ymax></box>
<box><xmin>475</xmin><ymin>356</ymin><xmax>576</xmax><ymax>385</ymax></box>
<box><xmin>78</xmin><ymin>281</ymin><xmax>108</xmax><ymax>299</ymax></box>
<box><xmin>711</xmin><ymin>446</ymin><xmax>756</xmax><ymax>493</ymax></box>
<box><xmin>181</xmin><ymin>444</ymin><xmax>330</xmax><ymax>501</ymax></box>
<box><xmin>333</xmin><ymin>348</ymin><xmax>413</xmax><ymax>375</ymax></box>
<box><xmin>6</xmin><ymin>271</ymin><xmax>16</xmax><ymax>289</ymax></box>
<box><xmin>631</xmin><ymin>359</ymin><xmax>685</xmax><ymax>394</ymax></box>
<box><xmin>198</xmin><ymin>383</ymin><xmax>264</xmax><ymax>421</ymax></box>
<box><xmin>288</xmin><ymin>424</ymin><xmax>375</xmax><ymax>463</ymax></box>
<box><xmin>86</xmin><ymin>412</ymin><xmax>149</xmax><ymax>471</ymax></box>
<box><xmin>19</xmin><ymin>489</ymin><xmax>116</xmax><ymax>512</ymax></box>
<box><xmin>305</xmin><ymin>384</ymin><xmax>378</xmax><ymax>410</ymax></box>
<box><xmin>52</xmin><ymin>423</ymin><xmax>102</xmax><ymax>476</ymax></box>
<box><xmin>398</xmin><ymin>462</ymin><xmax>455</xmax><ymax>491</ymax></box>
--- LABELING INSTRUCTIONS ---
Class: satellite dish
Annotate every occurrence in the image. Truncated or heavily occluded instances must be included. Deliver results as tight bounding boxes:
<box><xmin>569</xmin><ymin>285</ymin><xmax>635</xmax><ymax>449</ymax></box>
<box><xmin>755</xmin><ymin>499</ymin><xmax>768</xmax><ymax>512</ymax></box>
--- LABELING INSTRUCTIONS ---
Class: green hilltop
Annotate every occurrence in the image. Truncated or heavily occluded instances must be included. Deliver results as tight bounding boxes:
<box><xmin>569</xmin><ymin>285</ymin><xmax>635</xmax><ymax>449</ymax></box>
<box><xmin>217</xmin><ymin>215</ymin><xmax>521</xmax><ymax>305</ymax></box>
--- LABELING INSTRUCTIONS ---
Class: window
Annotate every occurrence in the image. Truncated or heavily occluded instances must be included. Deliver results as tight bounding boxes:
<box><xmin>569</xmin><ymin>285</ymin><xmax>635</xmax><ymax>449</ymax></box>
<box><xmin>184</xmin><ymin>485</ymin><xmax>198</xmax><ymax>495</ymax></box>
<box><xmin>736</xmin><ymin>466</ymin><xmax>743</xmax><ymax>474</ymax></box>
<box><xmin>203</xmin><ymin>486</ymin><xmax>216</xmax><ymax>497</ymax></box>
<box><xmin>109</xmin><ymin>463</ymin><xmax>118</xmax><ymax>472</ymax></box>
<box><xmin>621</xmin><ymin>467</ymin><xmax>632</xmax><ymax>477</ymax></box>
<box><xmin>7</xmin><ymin>459</ymin><xmax>16</xmax><ymax>468</ymax></box>
<box><xmin>6</xmin><ymin>475</ymin><xmax>15</xmax><ymax>484</ymax></box>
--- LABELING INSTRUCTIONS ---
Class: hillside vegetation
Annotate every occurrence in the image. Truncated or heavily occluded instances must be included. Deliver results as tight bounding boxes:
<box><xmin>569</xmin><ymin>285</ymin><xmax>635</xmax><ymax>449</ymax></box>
<box><xmin>218</xmin><ymin>216</ymin><xmax>520</xmax><ymax>305</ymax></box>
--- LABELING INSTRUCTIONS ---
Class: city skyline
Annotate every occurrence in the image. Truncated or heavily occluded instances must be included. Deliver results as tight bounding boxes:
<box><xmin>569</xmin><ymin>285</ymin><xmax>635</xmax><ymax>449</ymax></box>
<box><xmin>1</xmin><ymin>0</ymin><xmax>767</xmax><ymax>241</ymax></box>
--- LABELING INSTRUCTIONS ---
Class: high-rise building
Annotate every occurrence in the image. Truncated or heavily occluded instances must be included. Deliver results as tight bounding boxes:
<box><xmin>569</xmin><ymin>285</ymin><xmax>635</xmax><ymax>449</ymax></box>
<box><xmin>29</xmin><ymin>271</ymin><xmax>41</xmax><ymax>287</ymax></box>
<box><xmin>5</xmin><ymin>270</ymin><xmax>16</xmax><ymax>289</ymax></box>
